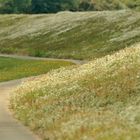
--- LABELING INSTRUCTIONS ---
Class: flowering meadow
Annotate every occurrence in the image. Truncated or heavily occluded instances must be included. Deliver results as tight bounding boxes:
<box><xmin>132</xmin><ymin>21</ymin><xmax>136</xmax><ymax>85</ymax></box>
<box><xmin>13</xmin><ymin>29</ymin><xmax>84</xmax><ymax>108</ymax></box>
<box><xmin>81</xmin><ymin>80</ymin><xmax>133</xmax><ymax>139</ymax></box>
<box><xmin>11</xmin><ymin>43</ymin><xmax>140</xmax><ymax>140</ymax></box>
<box><xmin>0</xmin><ymin>10</ymin><xmax>140</xmax><ymax>59</ymax></box>
<box><xmin>0</xmin><ymin>57</ymin><xmax>73</xmax><ymax>82</ymax></box>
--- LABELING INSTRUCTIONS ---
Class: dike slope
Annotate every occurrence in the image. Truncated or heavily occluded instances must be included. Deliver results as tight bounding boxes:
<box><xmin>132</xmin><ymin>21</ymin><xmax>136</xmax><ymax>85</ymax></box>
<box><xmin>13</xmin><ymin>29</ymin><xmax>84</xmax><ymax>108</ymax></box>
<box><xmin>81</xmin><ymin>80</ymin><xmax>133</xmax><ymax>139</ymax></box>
<box><xmin>11</xmin><ymin>43</ymin><xmax>140</xmax><ymax>140</ymax></box>
<box><xmin>0</xmin><ymin>10</ymin><xmax>140</xmax><ymax>60</ymax></box>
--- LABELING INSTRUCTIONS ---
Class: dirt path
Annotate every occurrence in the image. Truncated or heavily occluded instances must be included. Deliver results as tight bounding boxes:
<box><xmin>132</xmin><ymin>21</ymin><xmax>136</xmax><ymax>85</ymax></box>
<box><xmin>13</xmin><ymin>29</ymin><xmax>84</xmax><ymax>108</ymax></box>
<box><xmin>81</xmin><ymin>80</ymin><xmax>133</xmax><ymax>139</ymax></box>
<box><xmin>0</xmin><ymin>79</ymin><xmax>41</xmax><ymax>140</ymax></box>
<box><xmin>0</xmin><ymin>54</ymin><xmax>87</xmax><ymax>140</ymax></box>
<box><xmin>0</xmin><ymin>54</ymin><xmax>87</xmax><ymax>65</ymax></box>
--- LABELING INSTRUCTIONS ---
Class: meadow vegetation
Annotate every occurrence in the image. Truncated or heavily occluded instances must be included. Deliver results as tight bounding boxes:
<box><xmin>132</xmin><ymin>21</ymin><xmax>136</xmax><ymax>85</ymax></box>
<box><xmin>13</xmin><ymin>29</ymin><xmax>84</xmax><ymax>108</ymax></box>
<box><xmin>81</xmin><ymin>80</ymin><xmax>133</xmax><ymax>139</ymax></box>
<box><xmin>11</xmin><ymin>44</ymin><xmax>140</xmax><ymax>140</ymax></box>
<box><xmin>0</xmin><ymin>57</ymin><xmax>73</xmax><ymax>82</ymax></box>
<box><xmin>0</xmin><ymin>10</ymin><xmax>140</xmax><ymax>60</ymax></box>
<box><xmin>0</xmin><ymin>5</ymin><xmax>139</xmax><ymax>140</ymax></box>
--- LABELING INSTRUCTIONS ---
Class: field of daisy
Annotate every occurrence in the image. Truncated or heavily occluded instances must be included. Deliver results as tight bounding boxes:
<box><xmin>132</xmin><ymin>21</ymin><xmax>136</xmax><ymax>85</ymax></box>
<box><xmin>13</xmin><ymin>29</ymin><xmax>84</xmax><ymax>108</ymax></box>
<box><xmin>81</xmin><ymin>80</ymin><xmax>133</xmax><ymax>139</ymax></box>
<box><xmin>11</xmin><ymin>43</ymin><xmax>140</xmax><ymax>140</ymax></box>
<box><xmin>0</xmin><ymin>9</ymin><xmax>139</xmax><ymax>140</ymax></box>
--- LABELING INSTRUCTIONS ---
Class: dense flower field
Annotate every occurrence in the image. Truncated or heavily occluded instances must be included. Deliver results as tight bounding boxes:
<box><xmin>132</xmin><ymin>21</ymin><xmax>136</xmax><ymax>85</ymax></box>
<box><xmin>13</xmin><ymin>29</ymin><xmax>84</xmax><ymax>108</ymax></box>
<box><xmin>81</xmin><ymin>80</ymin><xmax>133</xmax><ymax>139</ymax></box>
<box><xmin>11</xmin><ymin>43</ymin><xmax>140</xmax><ymax>140</ymax></box>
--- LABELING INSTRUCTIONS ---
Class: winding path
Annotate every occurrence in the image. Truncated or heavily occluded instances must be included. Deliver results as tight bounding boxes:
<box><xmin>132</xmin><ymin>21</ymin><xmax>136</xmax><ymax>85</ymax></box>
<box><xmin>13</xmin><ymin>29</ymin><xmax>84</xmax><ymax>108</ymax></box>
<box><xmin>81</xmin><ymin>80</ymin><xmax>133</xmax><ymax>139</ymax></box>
<box><xmin>0</xmin><ymin>79</ymin><xmax>41</xmax><ymax>140</ymax></box>
<box><xmin>0</xmin><ymin>54</ymin><xmax>87</xmax><ymax>65</ymax></box>
<box><xmin>0</xmin><ymin>54</ymin><xmax>86</xmax><ymax>140</ymax></box>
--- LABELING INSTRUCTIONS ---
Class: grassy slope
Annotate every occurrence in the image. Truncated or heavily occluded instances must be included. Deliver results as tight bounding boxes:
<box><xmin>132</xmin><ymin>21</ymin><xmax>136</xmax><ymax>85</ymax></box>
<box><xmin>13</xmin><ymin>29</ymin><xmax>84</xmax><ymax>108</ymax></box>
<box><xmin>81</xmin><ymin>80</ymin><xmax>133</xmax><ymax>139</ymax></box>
<box><xmin>0</xmin><ymin>57</ymin><xmax>73</xmax><ymax>82</ymax></box>
<box><xmin>0</xmin><ymin>10</ymin><xmax>140</xmax><ymax>60</ymax></box>
<box><xmin>11</xmin><ymin>44</ymin><xmax>140</xmax><ymax>140</ymax></box>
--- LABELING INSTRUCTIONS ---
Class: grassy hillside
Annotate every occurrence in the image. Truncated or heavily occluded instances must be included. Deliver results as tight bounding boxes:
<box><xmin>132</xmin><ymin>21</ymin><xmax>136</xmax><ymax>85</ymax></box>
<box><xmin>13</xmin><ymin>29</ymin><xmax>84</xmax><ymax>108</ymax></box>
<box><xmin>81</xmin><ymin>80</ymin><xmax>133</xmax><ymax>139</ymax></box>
<box><xmin>11</xmin><ymin>43</ymin><xmax>140</xmax><ymax>140</ymax></box>
<box><xmin>0</xmin><ymin>10</ymin><xmax>140</xmax><ymax>60</ymax></box>
<box><xmin>0</xmin><ymin>57</ymin><xmax>73</xmax><ymax>82</ymax></box>
<box><xmin>79</xmin><ymin>0</ymin><xmax>140</xmax><ymax>11</ymax></box>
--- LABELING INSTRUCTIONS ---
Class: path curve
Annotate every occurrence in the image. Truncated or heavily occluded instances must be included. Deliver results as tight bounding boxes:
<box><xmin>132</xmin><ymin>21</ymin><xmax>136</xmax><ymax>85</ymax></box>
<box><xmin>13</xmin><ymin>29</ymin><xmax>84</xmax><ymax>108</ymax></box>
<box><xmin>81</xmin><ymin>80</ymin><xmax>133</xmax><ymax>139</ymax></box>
<box><xmin>0</xmin><ymin>54</ymin><xmax>87</xmax><ymax>140</ymax></box>
<box><xmin>0</xmin><ymin>79</ymin><xmax>41</xmax><ymax>140</ymax></box>
<box><xmin>0</xmin><ymin>54</ymin><xmax>87</xmax><ymax>65</ymax></box>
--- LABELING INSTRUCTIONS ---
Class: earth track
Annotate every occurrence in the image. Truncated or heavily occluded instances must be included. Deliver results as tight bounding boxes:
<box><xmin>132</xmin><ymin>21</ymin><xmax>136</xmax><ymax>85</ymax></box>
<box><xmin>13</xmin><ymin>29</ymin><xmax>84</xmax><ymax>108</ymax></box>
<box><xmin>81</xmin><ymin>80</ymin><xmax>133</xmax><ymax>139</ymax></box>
<box><xmin>0</xmin><ymin>79</ymin><xmax>41</xmax><ymax>140</ymax></box>
<box><xmin>0</xmin><ymin>54</ymin><xmax>87</xmax><ymax>65</ymax></box>
<box><xmin>0</xmin><ymin>54</ymin><xmax>86</xmax><ymax>140</ymax></box>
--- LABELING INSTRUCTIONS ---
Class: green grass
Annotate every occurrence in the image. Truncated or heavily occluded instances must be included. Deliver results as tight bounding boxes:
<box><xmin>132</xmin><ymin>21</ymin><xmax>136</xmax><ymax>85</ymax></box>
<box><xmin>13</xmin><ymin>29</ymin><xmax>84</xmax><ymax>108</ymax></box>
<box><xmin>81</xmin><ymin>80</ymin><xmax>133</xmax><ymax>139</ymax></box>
<box><xmin>0</xmin><ymin>57</ymin><xmax>73</xmax><ymax>82</ymax></box>
<box><xmin>0</xmin><ymin>10</ymin><xmax>140</xmax><ymax>60</ymax></box>
<box><xmin>11</xmin><ymin>44</ymin><xmax>140</xmax><ymax>140</ymax></box>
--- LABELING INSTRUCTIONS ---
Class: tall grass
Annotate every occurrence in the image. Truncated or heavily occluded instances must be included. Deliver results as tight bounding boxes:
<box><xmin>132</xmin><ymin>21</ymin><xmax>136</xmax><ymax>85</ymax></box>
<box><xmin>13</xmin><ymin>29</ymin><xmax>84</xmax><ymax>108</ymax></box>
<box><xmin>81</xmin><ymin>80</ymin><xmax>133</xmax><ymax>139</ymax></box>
<box><xmin>0</xmin><ymin>10</ymin><xmax>140</xmax><ymax>60</ymax></box>
<box><xmin>11</xmin><ymin>43</ymin><xmax>140</xmax><ymax>140</ymax></box>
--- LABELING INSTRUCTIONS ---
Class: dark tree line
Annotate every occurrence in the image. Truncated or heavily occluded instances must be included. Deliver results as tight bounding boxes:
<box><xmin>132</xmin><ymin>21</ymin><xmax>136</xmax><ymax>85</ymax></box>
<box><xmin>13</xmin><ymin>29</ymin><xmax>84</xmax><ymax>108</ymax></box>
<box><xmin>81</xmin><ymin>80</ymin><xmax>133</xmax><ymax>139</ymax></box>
<box><xmin>0</xmin><ymin>0</ymin><xmax>80</xmax><ymax>13</ymax></box>
<box><xmin>0</xmin><ymin>0</ymin><xmax>139</xmax><ymax>14</ymax></box>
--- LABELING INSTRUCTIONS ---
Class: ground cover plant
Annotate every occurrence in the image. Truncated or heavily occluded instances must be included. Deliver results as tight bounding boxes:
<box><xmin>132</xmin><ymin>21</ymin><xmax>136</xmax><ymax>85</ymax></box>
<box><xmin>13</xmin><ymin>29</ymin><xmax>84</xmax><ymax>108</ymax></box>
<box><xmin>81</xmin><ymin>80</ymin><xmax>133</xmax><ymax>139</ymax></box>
<box><xmin>11</xmin><ymin>43</ymin><xmax>140</xmax><ymax>140</ymax></box>
<box><xmin>0</xmin><ymin>57</ymin><xmax>73</xmax><ymax>82</ymax></box>
<box><xmin>0</xmin><ymin>10</ymin><xmax>140</xmax><ymax>60</ymax></box>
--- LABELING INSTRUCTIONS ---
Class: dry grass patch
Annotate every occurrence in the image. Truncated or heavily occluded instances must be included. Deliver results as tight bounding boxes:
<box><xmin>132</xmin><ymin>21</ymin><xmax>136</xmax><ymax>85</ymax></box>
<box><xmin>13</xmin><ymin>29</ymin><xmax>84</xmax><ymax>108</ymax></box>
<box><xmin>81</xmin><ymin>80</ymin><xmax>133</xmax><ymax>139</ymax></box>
<box><xmin>11</xmin><ymin>43</ymin><xmax>140</xmax><ymax>140</ymax></box>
